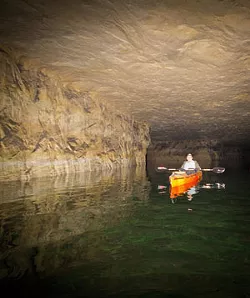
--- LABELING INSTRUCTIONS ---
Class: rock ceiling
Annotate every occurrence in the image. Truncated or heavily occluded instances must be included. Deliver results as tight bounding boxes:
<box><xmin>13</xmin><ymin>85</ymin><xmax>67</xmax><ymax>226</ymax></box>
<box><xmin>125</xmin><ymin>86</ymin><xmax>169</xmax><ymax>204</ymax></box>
<box><xmin>1</xmin><ymin>0</ymin><xmax>250</xmax><ymax>143</ymax></box>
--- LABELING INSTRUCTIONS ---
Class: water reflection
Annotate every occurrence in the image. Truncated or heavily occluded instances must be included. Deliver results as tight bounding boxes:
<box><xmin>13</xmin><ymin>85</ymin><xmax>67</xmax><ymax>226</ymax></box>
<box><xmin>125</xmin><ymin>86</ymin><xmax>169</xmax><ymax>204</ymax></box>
<box><xmin>0</xmin><ymin>166</ymin><xmax>150</xmax><ymax>281</ymax></box>
<box><xmin>158</xmin><ymin>180</ymin><xmax>226</xmax><ymax>203</ymax></box>
<box><xmin>1</xmin><ymin>166</ymin><xmax>250</xmax><ymax>298</ymax></box>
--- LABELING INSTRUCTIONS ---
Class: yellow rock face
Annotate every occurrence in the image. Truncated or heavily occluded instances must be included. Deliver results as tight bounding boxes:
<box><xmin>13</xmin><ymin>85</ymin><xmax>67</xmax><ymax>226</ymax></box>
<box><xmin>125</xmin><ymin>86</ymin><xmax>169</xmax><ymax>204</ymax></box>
<box><xmin>0</xmin><ymin>49</ymin><xmax>150</xmax><ymax>181</ymax></box>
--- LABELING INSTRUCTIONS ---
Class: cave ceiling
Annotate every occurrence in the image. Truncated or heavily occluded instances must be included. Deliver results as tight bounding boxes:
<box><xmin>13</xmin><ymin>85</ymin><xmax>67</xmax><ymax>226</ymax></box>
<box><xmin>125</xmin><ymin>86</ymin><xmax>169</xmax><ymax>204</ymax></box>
<box><xmin>1</xmin><ymin>0</ymin><xmax>250</xmax><ymax>144</ymax></box>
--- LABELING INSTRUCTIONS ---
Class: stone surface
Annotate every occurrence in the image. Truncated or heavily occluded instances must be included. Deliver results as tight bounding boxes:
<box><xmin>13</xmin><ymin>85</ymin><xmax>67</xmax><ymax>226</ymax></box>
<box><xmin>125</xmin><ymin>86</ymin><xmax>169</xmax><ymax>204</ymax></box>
<box><xmin>147</xmin><ymin>139</ymin><xmax>248</xmax><ymax>172</ymax></box>
<box><xmin>1</xmin><ymin>0</ymin><xmax>250</xmax><ymax>143</ymax></box>
<box><xmin>0</xmin><ymin>48</ymin><xmax>149</xmax><ymax>181</ymax></box>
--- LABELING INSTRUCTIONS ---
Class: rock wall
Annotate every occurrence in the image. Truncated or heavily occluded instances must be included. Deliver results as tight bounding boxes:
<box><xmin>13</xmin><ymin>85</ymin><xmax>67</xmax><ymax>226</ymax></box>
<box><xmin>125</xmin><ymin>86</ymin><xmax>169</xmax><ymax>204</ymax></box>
<box><xmin>147</xmin><ymin>140</ymin><xmax>219</xmax><ymax>169</ymax></box>
<box><xmin>0</xmin><ymin>47</ymin><xmax>150</xmax><ymax>181</ymax></box>
<box><xmin>147</xmin><ymin>139</ymin><xmax>247</xmax><ymax>170</ymax></box>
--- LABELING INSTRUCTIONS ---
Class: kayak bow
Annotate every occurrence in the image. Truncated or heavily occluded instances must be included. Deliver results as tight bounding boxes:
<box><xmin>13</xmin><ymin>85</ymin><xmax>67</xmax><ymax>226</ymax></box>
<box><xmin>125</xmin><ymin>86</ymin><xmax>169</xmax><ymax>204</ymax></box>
<box><xmin>169</xmin><ymin>170</ymin><xmax>202</xmax><ymax>188</ymax></box>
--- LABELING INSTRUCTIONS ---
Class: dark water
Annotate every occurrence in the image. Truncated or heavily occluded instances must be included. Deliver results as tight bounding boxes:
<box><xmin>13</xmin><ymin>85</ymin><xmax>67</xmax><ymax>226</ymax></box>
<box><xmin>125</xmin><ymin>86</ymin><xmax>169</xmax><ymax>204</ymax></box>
<box><xmin>1</xmin><ymin>166</ymin><xmax>250</xmax><ymax>298</ymax></box>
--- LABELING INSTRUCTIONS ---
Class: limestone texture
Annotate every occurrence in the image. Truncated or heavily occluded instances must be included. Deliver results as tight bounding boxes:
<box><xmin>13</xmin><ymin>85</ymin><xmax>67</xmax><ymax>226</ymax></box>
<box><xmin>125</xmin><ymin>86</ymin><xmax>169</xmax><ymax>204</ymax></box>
<box><xmin>0</xmin><ymin>0</ymin><xmax>250</xmax><ymax>144</ymax></box>
<box><xmin>0</xmin><ymin>48</ymin><xmax>150</xmax><ymax>181</ymax></box>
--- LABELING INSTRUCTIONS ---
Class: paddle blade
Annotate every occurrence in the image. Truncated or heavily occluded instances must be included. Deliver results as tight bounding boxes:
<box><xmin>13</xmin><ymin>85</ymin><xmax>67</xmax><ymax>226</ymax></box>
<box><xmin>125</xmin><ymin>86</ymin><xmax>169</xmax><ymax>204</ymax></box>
<box><xmin>157</xmin><ymin>166</ymin><xmax>167</xmax><ymax>170</ymax></box>
<box><xmin>156</xmin><ymin>167</ymin><xmax>179</xmax><ymax>172</ymax></box>
<box><xmin>213</xmin><ymin>167</ymin><xmax>225</xmax><ymax>174</ymax></box>
<box><xmin>202</xmin><ymin>167</ymin><xmax>225</xmax><ymax>173</ymax></box>
<box><xmin>156</xmin><ymin>166</ymin><xmax>168</xmax><ymax>172</ymax></box>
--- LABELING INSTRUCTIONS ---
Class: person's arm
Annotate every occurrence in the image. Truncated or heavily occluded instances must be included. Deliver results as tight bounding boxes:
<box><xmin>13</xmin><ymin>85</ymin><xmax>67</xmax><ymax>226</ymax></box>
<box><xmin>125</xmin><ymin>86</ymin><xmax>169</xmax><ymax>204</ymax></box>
<box><xmin>194</xmin><ymin>161</ymin><xmax>201</xmax><ymax>170</ymax></box>
<box><xmin>180</xmin><ymin>161</ymin><xmax>186</xmax><ymax>171</ymax></box>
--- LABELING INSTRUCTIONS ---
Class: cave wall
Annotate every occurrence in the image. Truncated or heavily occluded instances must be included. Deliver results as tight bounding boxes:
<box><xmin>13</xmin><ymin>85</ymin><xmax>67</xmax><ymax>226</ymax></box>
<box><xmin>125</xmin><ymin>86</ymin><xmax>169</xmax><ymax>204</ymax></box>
<box><xmin>0</xmin><ymin>48</ymin><xmax>150</xmax><ymax>181</ymax></box>
<box><xmin>147</xmin><ymin>139</ymin><xmax>247</xmax><ymax>171</ymax></box>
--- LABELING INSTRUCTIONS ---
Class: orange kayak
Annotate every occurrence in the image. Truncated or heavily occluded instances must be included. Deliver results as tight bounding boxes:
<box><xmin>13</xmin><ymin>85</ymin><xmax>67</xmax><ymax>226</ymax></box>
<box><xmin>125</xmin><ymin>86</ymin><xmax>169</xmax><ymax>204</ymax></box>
<box><xmin>169</xmin><ymin>170</ymin><xmax>202</xmax><ymax>188</ymax></box>
<box><xmin>169</xmin><ymin>170</ymin><xmax>202</xmax><ymax>199</ymax></box>
<box><xmin>170</xmin><ymin>179</ymin><xmax>201</xmax><ymax>199</ymax></box>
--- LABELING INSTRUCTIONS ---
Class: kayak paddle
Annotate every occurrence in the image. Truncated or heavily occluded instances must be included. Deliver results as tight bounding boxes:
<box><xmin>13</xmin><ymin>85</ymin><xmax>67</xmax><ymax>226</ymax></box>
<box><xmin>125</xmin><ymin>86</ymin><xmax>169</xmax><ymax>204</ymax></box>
<box><xmin>156</xmin><ymin>166</ymin><xmax>225</xmax><ymax>174</ymax></box>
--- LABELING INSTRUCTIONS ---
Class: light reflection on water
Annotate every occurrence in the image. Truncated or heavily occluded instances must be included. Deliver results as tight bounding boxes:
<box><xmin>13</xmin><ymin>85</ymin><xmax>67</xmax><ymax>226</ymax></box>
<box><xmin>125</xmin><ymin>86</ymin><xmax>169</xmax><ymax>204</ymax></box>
<box><xmin>0</xmin><ymin>166</ymin><xmax>150</xmax><ymax>246</ymax></box>
<box><xmin>0</xmin><ymin>166</ymin><xmax>250</xmax><ymax>297</ymax></box>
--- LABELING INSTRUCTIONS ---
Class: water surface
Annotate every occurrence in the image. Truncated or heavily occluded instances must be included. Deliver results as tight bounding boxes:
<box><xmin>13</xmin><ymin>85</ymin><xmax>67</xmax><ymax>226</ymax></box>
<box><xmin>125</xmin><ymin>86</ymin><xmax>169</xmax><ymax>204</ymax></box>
<box><xmin>0</xmin><ymin>167</ymin><xmax>250</xmax><ymax>297</ymax></box>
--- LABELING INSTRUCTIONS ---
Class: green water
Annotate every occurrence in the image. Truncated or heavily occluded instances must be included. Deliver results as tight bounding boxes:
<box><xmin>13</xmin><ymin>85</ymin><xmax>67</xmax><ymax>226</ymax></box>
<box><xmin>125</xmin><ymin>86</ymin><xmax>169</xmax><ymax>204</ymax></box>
<box><xmin>0</xmin><ymin>168</ymin><xmax>250</xmax><ymax>297</ymax></box>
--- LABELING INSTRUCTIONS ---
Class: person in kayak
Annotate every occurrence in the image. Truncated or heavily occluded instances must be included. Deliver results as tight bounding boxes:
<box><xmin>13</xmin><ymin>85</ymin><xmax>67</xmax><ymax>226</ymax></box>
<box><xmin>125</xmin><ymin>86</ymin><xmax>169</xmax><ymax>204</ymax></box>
<box><xmin>180</xmin><ymin>153</ymin><xmax>201</xmax><ymax>174</ymax></box>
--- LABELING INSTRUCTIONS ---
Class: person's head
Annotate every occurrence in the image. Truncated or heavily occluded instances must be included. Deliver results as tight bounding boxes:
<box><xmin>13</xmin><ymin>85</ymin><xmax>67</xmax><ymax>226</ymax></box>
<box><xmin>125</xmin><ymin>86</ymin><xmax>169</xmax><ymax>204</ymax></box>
<box><xmin>186</xmin><ymin>153</ymin><xmax>193</xmax><ymax>161</ymax></box>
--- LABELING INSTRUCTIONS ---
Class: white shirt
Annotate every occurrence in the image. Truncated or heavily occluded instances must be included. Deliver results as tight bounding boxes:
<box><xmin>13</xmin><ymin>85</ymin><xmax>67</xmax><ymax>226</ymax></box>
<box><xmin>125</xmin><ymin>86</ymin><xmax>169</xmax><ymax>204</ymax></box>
<box><xmin>183</xmin><ymin>160</ymin><xmax>196</xmax><ymax>170</ymax></box>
